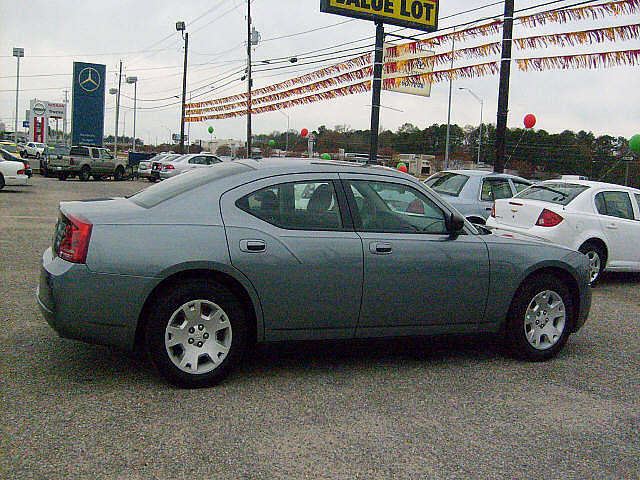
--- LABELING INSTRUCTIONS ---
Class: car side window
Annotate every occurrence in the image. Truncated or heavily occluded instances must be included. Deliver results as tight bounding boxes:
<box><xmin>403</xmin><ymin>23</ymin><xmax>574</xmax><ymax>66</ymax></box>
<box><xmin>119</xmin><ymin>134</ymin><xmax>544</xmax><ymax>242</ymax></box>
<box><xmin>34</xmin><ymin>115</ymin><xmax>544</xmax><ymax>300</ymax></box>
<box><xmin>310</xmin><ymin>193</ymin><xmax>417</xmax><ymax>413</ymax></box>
<box><xmin>595</xmin><ymin>191</ymin><xmax>634</xmax><ymax>220</ymax></box>
<box><xmin>100</xmin><ymin>150</ymin><xmax>111</xmax><ymax>159</ymax></box>
<box><xmin>348</xmin><ymin>180</ymin><xmax>446</xmax><ymax>234</ymax></box>
<box><xmin>236</xmin><ymin>181</ymin><xmax>343</xmax><ymax>231</ymax></box>
<box><xmin>481</xmin><ymin>179</ymin><xmax>512</xmax><ymax>201</ymax></box>
<box><xmin>90</xmin><ymin>148</ymin><xmax>100</xmax><ymax>159</ymax></box>
<box><xmin>188</xmin><ymin>157</ymin><xmax>199</xmax><ymax>164</ymax></box>
<box><xmin>512</xmin><ymin>180</ymin><xmax>530</xmax><ymax>193</ymax></box>
<box><xmin>635</xmin><ymin>194</ymin><xmax>640</xmax><ymax>217</ymax></box>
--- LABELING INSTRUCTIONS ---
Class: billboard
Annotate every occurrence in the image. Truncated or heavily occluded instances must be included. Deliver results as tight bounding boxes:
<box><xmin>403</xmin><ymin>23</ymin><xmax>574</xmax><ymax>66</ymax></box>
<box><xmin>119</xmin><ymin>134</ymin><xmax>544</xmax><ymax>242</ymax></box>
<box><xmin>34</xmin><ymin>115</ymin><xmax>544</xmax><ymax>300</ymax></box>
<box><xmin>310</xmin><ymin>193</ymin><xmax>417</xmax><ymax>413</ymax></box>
<box><xmin>382</xmin><ymin>42</ymin><xmax>434</xmax><ymax>97</ymax></box>
<box><xmin>71</xmin><ymin>62</ymin><xmax>106</xmax><ymax>146</ymax></box>
<box><xmin>320</xmin><ymin>0</ymin><xmax>438</xmax><ymax>32</ymax></box>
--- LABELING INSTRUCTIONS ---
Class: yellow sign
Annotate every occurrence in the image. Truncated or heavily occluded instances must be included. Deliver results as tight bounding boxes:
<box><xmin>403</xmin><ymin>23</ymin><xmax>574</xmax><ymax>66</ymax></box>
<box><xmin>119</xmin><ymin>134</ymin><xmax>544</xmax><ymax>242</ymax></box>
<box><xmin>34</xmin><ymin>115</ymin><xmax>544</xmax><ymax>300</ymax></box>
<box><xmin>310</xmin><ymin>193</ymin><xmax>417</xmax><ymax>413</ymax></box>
<box><xmin>321</xmin><ymin>0</ymin><xmax>438</xmax><ymax>31</ymax></box>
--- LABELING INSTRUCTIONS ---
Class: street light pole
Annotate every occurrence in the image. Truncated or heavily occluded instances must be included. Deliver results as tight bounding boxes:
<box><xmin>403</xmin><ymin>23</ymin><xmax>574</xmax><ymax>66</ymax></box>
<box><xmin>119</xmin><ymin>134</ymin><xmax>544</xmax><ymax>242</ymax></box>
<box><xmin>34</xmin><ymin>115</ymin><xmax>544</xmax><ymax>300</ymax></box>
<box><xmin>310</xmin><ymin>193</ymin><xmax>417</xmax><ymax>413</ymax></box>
<box><xmin>459</xmin><ymin>87</ymin><xmax>484</xmax><ymax>164</ymax></box>
<box><xmin>277</xmin><ymin>110</ymin><xmax>290</xmax><ymax>154</ymax></box>
<box><xmin>246</xmin><ymin>0</ymin><xmax>252</xmax><ymax>159</ymax></box>
<box><xmin>444</xmin><ymin>28</ymin><xmax>455</xmax><ymax>169</ymax></box>
<box><xmin>126</xmin><ymin>76</ymin><xmax>138</xmax><ymax>152</ymax></box>
<box><xmin>13</xmin><ymin>48</ymin><xmax>24</xmax><ymax>144</ymax></box>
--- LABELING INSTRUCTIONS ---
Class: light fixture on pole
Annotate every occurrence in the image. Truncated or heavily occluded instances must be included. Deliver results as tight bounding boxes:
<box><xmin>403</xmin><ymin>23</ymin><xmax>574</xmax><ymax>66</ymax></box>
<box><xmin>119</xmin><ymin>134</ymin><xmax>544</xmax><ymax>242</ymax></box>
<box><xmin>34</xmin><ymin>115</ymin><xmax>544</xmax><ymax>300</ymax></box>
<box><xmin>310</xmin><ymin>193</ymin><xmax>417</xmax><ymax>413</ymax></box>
<box><xmin>459</xmin><ymin>87</ymin><xmax>484</xmax><ymax>165</ymax></box>
<box><xmin>12</xmin><ymin>47</ymin><xmax>24</xmax><ymax>144</ymax></box>
<box><xmin>126</xmin><ymin>76</ymin><xmax>138</xmax><ymax>152</ymax></box>
<box><xmin>176</xmin><ymin>20</ymin><xmax>188</xmax><ymax>154</ymax></box>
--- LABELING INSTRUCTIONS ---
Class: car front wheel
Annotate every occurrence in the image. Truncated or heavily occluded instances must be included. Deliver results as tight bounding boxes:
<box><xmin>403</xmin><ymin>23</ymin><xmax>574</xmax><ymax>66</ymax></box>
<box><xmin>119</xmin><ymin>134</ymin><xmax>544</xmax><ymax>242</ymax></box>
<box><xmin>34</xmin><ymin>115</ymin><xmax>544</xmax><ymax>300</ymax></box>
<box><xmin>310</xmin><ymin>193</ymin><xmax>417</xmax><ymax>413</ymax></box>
<box><xmin>506</xmin><ymin>274</ymin><xmax>573</xmax><ymax>361</ymax></box>
<box><xmin>145</xmin><ymin>278</ymin><xmax>248</xmax><ymax>387</ymax></box>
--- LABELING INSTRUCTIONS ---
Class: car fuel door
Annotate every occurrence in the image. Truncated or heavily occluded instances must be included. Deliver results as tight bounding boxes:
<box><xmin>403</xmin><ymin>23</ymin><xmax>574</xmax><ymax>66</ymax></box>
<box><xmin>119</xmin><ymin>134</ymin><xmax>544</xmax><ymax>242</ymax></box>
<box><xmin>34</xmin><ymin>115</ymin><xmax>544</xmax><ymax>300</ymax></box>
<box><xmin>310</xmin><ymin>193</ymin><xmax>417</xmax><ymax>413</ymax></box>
<box><xmin>220</xmin><ymin>174</ymin><xmax>363</xmax><ymax>338</ymax></box>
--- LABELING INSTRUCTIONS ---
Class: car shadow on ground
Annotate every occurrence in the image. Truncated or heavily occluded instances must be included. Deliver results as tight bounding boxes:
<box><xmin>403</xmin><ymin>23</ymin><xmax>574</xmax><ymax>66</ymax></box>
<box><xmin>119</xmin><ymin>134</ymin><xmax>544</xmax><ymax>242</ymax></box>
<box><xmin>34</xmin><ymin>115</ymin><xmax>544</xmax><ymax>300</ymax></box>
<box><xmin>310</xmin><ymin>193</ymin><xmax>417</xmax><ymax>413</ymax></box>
<box><xmin>598</xmin><ymin>271</ymin><xmax>640</xmax><ymax>285</ymax></box>
<box><xmin>39</xmin><ymin>334</ymin><xmax>511</xmax><ymax>389</ymax></box>
<box><xmin>0</xmin><ymin>187</ymin><xmax>34</xmax><ymax>194</ymax></box>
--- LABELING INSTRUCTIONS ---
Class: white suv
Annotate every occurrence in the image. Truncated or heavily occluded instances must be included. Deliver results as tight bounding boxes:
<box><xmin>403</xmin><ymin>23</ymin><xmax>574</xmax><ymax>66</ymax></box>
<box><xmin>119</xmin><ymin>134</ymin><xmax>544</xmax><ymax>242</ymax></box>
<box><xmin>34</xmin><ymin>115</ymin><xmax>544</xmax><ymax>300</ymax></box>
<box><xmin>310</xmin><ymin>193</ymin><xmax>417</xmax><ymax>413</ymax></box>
<box><xmin>21</xmin><ymin>142</ymin><xmax>47</xmax><ymax>158</ymax></box>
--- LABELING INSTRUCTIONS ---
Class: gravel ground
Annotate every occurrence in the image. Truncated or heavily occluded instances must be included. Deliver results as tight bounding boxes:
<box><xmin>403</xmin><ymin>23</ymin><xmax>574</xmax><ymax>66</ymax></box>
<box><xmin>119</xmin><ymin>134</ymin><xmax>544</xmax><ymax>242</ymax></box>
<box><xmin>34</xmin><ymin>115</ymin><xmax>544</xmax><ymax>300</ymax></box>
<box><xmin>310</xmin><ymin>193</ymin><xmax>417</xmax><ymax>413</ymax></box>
<box><xmin>1</xmin><ymin>176</ymin><xmax>639</xmax><ymax>479</ymax></box>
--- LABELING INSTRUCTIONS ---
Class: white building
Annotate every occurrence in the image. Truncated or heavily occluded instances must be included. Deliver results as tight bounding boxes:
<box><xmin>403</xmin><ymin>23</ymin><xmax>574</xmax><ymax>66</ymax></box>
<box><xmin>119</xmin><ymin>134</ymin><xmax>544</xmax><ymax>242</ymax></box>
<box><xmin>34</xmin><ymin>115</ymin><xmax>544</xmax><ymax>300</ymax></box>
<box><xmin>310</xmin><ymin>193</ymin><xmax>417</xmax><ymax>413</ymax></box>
<box><xmin>202</xmin><ymin>139</ymin><xmax>244</xmax><ymax>156</ymax></box>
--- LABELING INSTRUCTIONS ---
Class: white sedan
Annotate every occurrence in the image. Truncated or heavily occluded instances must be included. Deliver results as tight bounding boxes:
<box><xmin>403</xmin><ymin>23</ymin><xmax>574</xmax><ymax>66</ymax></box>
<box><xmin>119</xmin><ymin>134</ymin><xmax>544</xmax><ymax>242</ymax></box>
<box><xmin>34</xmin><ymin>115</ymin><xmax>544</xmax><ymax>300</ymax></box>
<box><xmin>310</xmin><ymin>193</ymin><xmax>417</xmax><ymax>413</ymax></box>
<box><xmin>0</xmin><ymin>155</ymin><xmax>30</xmax><ymax>190</ymax></box>
<box><xmin>487</xmin><ymin>179</ymin><xmax>640</xmax><ymax>283</ymax></box>
<box><xmin>159</xmin><ymin>153</ymin><xmax>223</xmax><ymax>180</ymax></box>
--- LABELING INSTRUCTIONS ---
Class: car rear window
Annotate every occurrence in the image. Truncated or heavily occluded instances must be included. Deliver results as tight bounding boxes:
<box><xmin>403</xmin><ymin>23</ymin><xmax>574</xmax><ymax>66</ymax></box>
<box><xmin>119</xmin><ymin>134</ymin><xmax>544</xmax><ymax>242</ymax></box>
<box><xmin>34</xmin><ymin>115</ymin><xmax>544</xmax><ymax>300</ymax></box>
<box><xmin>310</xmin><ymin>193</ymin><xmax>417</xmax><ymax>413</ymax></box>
<box><xmin>424</xmin><ymin>172</ymin><xmax>469</xmax><ymax>197</ymax></box>
<box><xmin>515</xmin><ymin>182</ymin><xmax>588</xmax><ymax>206</ymax></box>
<box><xmin>69</xmin><ymin>146</ymin><xmax>90</xmax><ymax>156</ymax></box>
<box><xmin>128</xmin><ymin>162</ymin><xmax>250</xmax><ymax>208</ymax></box>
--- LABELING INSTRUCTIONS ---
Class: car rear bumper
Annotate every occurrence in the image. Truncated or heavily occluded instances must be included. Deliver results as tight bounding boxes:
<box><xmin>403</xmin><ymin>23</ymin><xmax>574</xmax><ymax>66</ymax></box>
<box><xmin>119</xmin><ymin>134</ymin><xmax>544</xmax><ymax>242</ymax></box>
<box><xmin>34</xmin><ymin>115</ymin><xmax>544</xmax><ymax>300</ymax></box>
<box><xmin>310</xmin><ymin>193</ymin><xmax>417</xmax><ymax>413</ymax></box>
<box><xmin>5</xmin><ymin>174</ymin><xmax>30</xmax><ymax>186</ymax></box>
<box><xmin>160</xmin><ymin>170</ymin><xmax>179</xmax><ymax>179</ymax></box>
<box><xmin>37</xmin><ymin>247</ymin><xmax>154</xmax><ymax>351</ymax></box>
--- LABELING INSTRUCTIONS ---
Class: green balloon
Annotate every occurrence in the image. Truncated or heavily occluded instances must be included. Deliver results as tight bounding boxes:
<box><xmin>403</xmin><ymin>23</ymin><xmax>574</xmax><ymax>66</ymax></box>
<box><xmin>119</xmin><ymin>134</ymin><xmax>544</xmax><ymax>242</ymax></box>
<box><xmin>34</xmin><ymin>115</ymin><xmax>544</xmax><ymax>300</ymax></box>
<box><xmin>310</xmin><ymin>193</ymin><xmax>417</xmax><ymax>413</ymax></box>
<box><xmin>269</xmin><ymin>140</ymin><xmax>275</xmax><ymax>147</ymax></box>
<box><xmin>630</xmin><ymin>134</ymin><xmax>640</xmax><ymax>153</ymax></box>
<box><xmin>208</xmin><ymin>126</ymin><xmax>214</xmax><ymax>134</ymax></box>
<box><xmin>397</xmin><ymin>162</ymin><xmax>406</xmax><ymax>169</ymax></box>
<box><xmin>321</xmin><ymin>153</ymin><xmax>331</xmax><ymax>160</ymax></box>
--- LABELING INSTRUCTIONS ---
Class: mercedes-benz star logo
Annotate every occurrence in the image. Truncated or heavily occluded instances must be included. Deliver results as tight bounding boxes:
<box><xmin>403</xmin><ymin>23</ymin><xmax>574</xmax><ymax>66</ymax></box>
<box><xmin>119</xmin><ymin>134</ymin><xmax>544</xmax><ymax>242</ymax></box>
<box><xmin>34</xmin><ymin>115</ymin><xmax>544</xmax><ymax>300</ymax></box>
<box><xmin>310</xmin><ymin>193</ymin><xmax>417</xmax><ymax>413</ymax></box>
<box><xmin>78</xmin><ymin>67</ymin><xmax>101</xmax><ymax>92</ymax></box>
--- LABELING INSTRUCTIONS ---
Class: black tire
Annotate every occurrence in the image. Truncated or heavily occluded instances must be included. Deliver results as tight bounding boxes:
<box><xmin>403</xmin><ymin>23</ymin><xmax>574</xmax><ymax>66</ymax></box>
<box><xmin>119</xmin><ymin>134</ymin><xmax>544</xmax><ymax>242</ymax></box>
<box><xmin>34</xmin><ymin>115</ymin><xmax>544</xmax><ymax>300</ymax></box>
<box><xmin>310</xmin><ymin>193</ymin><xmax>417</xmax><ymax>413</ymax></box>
<box><xmin>0</xmin><ymin>173</ymin><xmax>5</xmax><ymax>190</ymax></box>
<box><xmin>505</xmin><ymin>273</ymin><xmax>573</xmax><ymax>361</ymax></box>
<box><xmin>144</xmin><ymin>278</ymin><xmax>249</xmax><ymax>388</ymax></box>
<box><xmin>58</xmin><ymin>172</ymin><xmax>68</xmax><ymax>181</ymax></box>
<box><xmin>579</xmin><ymin>241</ymin><xmax>605</xmax><ymax>285</ymax></box>
<box><xmin>79</xmin><ymin>165</ymin><xmax>91</xmax><ymax>181</ymax></box>
<box><xmin>114</xmin><ymin>166</ymin><xmax>125</xmax><ymax>181</ymax></box>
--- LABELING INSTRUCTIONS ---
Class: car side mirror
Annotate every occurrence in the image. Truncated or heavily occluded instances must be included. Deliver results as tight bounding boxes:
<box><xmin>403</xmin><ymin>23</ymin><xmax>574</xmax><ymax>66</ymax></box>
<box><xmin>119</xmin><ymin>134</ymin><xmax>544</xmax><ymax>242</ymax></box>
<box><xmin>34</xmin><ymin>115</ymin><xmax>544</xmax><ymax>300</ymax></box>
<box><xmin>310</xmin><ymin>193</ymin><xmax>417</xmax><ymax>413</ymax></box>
<box><xmin>446</xmin><ymin>211</ymin><xmax>465</xmax><ymax>235</ymax></box>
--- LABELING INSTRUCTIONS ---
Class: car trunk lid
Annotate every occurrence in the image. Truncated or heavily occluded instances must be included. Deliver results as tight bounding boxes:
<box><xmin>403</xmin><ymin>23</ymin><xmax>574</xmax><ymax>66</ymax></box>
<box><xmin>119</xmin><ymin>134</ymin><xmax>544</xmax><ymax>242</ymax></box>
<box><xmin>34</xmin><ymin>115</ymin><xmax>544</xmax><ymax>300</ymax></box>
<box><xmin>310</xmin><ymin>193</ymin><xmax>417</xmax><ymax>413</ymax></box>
<box><xmin>59</xmin><ymin>197</ymin><xmax>147</xmax><ymax>225</ymax></box>
<box><xmin>492</xmin><ymin>199</ymin><xmax>556</xmax><ymax>229</ymax></box>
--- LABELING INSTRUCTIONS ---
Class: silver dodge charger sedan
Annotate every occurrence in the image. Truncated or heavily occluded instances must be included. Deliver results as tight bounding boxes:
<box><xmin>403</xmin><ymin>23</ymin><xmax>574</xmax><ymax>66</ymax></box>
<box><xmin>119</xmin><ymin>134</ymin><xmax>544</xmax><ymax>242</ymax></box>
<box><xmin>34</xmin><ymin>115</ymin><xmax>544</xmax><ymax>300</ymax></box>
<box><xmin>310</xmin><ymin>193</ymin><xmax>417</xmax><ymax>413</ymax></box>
<box><xmin>37</xmin><ymin>159</ymin><xmax>591</xmax><ymax>387</ymax></box>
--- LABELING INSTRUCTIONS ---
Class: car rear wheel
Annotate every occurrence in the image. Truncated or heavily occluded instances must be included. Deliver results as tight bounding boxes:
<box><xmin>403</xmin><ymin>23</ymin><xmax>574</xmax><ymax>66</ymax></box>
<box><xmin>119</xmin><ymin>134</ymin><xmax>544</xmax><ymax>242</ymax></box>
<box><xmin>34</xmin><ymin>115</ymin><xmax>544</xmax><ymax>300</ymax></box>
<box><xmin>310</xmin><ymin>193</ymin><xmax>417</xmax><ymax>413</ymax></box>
<box><xmin>579</xmin><ymin>242</ymin><xmax>605</xmax><ymax>285</ymax></box>
<box><xmin>506</xmin><ymin>273</ymin><xmax>573</xmax><ymax>361</ymax></box>
<box><xmin>79</xmin><ymin>166</ymin><xmax>91</xmax><ymax>181</ymax></box>
<box><xmin>145</xmin><ymin>278</ymin><xmax>248</xmax><ymax>387</ymax></box>
<box><xmin>0</xmin><ymin>173</ymin><xmax>5</xmax><ymax>190</ymax></box>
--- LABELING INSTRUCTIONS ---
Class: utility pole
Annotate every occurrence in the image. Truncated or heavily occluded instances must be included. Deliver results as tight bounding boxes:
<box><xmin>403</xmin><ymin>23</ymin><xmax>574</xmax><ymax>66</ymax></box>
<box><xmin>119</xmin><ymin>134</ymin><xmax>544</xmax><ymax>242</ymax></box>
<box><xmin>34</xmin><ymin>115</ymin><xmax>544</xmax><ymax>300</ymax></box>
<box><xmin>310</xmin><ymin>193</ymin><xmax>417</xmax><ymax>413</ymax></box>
<box><xmin>369</xmin><ymin>21</ymin><xmax>384</xmax><ymax>164</ymax></box>
<box><xmin>126</xmin><ymin>76</ymin><xmax>138</xmax><ymax>151</ymax></box>
<box><xmin>178</xmin><ymin>27</ymin><xmax>188</xmax><ymax>154</ymax></box>
<box><xmin>246</xmin><ymin>0</ymin><xmax>252</xmax><ymax>159</ymax></box>
<box><xmin>494</xmin><ymin>0</ymin><xmax>515</xmax><ymax>173</ymax></box>
<box><xmin>63</xmin><ymin>89</ymin><xmax>69</xmax><ymax>146</ymax></box>
<box><xmin>115</xmin><ymin>60</ymin><xmax>122</xmax><ymax>155</ymax></box>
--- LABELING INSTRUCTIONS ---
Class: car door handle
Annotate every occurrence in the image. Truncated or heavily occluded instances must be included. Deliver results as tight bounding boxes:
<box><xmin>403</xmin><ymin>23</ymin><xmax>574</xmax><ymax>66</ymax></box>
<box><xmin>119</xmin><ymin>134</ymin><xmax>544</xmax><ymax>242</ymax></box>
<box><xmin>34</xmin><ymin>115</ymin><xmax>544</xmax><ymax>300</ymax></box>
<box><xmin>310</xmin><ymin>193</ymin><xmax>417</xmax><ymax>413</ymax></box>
<box><xmin>369</xmin><ymin>242</ymin><xmax>392</xmax><ymax>254</ymax></box>
<box><xmin>239</xmin><ymin>239</ymin><xmax>266</xmax><ymax>252</ymax></box>
<box><xmin>606</xmin><ymin>223</ymin><xmax>618</xmax><ymax>230</ymax></box>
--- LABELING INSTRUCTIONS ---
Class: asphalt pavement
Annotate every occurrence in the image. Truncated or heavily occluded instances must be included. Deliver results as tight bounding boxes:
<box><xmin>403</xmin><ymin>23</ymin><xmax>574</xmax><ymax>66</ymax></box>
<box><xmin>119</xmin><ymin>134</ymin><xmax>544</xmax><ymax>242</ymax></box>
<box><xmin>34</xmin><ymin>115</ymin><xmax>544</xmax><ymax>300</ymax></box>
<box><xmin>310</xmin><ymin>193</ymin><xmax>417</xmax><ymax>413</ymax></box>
<box><xmin>1</xmin><ymin>176</ymin><xmax>639</xmax><ymax>479</ymax></box>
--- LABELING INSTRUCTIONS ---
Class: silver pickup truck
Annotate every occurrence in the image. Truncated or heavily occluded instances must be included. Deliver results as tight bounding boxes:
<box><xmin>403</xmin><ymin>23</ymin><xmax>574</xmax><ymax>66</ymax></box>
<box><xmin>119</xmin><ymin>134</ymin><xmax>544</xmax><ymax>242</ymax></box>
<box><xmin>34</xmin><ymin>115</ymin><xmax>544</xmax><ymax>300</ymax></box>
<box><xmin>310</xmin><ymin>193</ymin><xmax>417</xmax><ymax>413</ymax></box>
<box><xmin>48</xmin><ymin>145</ymin><xmax>128</xmax><ymax>181</ymax></box>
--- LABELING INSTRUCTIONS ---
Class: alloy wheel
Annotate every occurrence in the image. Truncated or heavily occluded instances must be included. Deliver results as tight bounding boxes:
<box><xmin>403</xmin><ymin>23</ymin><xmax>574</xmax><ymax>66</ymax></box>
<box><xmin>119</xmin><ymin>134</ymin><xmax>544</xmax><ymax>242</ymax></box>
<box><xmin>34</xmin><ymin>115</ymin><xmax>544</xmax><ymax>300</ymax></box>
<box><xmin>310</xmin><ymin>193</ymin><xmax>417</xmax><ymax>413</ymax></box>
<box><xmin>523</xmin><ymin>290</ymin><xmax>566</xmax><ymax>350</ymax></box>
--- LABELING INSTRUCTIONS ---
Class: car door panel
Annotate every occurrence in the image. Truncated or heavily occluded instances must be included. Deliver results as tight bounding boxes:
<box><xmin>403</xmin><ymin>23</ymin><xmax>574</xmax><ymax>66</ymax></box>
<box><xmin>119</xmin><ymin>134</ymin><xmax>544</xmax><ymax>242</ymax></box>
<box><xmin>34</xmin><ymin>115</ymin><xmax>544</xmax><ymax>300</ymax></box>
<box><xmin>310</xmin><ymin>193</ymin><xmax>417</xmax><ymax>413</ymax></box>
<box><xmin>594</xmin><ymin>191</ymin><xmax>639</xmax><ymax>267</ymax></box>
<box><xmin>341</xmin><ymin>174</ymin><xmax>490</xmax><ymax>330</ymax></box>
<box><xmin>220</xmin><ymin>174</ymin><xmax>363</xmax><ymax>335</ymax></box>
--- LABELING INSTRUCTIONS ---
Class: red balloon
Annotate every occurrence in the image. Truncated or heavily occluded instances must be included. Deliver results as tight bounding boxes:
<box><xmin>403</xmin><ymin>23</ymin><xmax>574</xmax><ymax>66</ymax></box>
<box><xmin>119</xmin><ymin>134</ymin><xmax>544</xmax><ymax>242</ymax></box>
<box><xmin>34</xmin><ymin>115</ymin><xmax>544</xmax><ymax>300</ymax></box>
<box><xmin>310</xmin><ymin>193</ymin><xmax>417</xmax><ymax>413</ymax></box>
<box><xmin>524</xmin><ymin>114</ymin><xmax>536</xmax><ymax>129</ymax></box>
<box><xmin>301</xmin><ymin>128</ymin><xmax>309</xmax><ymax>137</ymax></box>
<box><xmin>398</xmin><ymin>165</ymin><xmax>408</xmax><ymax>173</ymax></box>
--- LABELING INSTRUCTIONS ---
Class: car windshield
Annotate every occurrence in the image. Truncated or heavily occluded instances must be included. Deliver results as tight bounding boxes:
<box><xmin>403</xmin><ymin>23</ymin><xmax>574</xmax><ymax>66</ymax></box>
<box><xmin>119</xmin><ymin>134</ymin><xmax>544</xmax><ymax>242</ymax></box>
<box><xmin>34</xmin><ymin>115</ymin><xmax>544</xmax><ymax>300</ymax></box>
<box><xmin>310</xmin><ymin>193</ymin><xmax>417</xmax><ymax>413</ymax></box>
<box><xmin>515</xmin><ymin>182</ymin><xmax>589</xmax><ymax>205</ymax></box>
<box><xmin>128</xmin><ymin>161</ymin><xmax>250</xmax><ymax>208</ymax></box>
<box><xmin>424</xmin><ymin>172</ymin><xmax>469</xmax><ymax>197</ymax></box>
<box><xmin>1</xmin><ymin>144</ymin><xmax>19</xmax><ymax>153</ymax></box>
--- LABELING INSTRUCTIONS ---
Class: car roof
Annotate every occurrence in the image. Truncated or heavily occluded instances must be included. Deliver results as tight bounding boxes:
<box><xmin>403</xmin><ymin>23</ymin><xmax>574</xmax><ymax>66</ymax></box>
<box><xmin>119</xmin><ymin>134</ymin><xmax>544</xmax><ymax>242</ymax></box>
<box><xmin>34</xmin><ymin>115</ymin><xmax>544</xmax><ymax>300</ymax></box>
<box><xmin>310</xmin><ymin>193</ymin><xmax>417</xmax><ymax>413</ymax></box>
<box><xmin>232</xmin><ymin>157</ymin><xmax>411</xmax><ymax>178</ymax></box>
<box><xmin>436</xmin><ymin>169</ymin><xmax>530</xmax><ymax>181</ymax></box>
<box><xmin>540</xmin><ymin>179</ymin><xmax>640</xmax><ymax>192</ymax></box>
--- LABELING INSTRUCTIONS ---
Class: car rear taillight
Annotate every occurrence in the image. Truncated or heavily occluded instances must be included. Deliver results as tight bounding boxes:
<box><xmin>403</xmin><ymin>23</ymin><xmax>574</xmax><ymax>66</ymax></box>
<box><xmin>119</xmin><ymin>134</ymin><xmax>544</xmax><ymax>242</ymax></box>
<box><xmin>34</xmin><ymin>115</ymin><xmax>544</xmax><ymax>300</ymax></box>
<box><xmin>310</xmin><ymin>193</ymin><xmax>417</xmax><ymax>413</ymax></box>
<box><xmin>535</xmin><ymin>209</ymin><xmax>563</xmax><ymax>227</ymax></box>
<box><xmin>490</xmin><ymin>204</ymin><xmax>496</xmax><ymax>218</ymax></box>
<box><xmin>58</xmin><ymin>214</ymin><xmax>93</xmax><ymax>263</ymax></box>
<box><xmin>17</xmin><ymin>169</ymin><xmax>25</xmax><ymax>175</ymax></box>
<box><xmin>163</xmin><ymin>164</ymin><xmax>174</xmax><ymax>170</ymax></box>
<box><xmin>23</xmin><ymin>161</ymin><xmax>30</xmax><ymax>169</ymax></box>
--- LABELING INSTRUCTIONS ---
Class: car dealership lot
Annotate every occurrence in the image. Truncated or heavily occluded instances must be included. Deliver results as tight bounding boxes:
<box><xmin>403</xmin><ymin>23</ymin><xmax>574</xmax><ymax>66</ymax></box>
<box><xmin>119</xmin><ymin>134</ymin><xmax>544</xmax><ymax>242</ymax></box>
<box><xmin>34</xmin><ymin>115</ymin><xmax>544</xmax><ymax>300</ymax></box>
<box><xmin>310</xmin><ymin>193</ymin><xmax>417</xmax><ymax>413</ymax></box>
<box><xmin>1</xmin><ymin>177</ymin><xmax>639</xmax><ymax>479</ymax></box>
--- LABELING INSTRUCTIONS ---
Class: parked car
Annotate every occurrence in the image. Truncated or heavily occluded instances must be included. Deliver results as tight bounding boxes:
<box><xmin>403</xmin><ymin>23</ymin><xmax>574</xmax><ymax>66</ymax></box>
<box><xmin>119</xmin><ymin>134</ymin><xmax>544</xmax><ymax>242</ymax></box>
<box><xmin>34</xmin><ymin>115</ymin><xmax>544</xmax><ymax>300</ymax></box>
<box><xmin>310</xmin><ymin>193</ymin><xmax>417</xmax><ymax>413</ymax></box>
<box><xmin>424</xmin><ymin>170</ymin><xmax>532</xmax><ymax>224</ymax></box>
<box><xmin>0</xmin><ymin>141</ymin><xmax>25</xmax><ymax>158</ymax></box>
<box><xmin>0</xmin><ymin>150</ymin><xmax>30</xmax><ymax>190</ymax></box>
<box><xmin>486</xmin><ymin>179</ymin><xmax>640</xmax><ymax>284</ymax></box>
<box><xmin>49</xmin><ymin>145</ymin><xmax>127</xmax><ymax>181</ymax></box>
<box><xmin>140</xmin><ymin>153</ymin><xmax>181</xmax><ymax>181</ymax></box>
<box><xmin>1</xmin><ymin>148</ymin><xmax>31</xmax><ymax>177</ymax></box>
<box><xmin>37</xmin><ymin>159</ymin><xmax>591</xmax><ymax>387</ymax></box>
<box><xmin>159</xmin><ymin>153</ymin><xmax>223</xmax><ymax>180</ymax></box>
<box><xmin>41</xmin><ymin>145</ymin><xmax>71</xmax><ymax>177</ymax></box>
<box><xmin>21</xmin><ymin>142</ymin><xmax>47</xmax><ymax>158</ymax></box>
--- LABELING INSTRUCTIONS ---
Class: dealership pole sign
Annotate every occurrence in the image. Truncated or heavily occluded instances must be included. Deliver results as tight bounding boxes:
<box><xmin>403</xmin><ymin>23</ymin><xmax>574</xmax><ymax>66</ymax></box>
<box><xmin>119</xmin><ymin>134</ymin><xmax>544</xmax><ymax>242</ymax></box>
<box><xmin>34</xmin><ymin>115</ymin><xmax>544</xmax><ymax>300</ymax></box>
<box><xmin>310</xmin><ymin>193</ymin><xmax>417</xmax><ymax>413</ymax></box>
<box><xmin>71</xmin><ymin>61</ymin><xmax>106</xmax><ymax>147</ymax></box>
<box><xmin>321</xmin><ymin>0</ymin><xmax>438</xmax><ymax>163</ymax></box>
<box><xmin>29</xmin><ymin>99</ymin><xmax>67</xmax><ymax>143</ymax></box>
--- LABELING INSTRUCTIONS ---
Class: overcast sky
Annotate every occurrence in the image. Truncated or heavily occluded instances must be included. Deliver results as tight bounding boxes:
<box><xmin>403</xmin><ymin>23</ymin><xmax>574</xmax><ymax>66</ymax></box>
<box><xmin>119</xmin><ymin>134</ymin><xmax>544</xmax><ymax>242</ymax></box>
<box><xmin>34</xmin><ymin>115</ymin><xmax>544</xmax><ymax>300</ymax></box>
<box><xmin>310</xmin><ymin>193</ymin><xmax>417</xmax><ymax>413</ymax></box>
<box><xmin>1</xmin><ymin>0</ymin><xmax>639</xmax><ymax>146</ymax></box>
